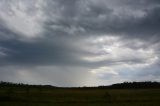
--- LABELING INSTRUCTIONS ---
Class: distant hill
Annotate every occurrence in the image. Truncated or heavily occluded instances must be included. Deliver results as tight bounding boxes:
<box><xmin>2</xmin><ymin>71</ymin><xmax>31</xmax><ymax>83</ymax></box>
<box><xmin>0</xmin><ymin>81</ymin><xmax>160</xmax><ymax>89</ymax></box>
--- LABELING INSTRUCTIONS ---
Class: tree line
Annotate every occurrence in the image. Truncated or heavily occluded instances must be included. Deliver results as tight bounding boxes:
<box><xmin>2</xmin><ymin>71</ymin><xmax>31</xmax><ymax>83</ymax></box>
<box><xmin>99</xmin><ymin>81</ymin><xmax>160</xmax><ymax>89</ymax></box>
<box><xmin>0</xmin><ymin>81</ymin><xmax>56</xmax><ymax>89</ymax></box>
<box><xmin>1</xmin><ymin>81</ymin><xmax>160</xmax><ymax>89</ymax></box>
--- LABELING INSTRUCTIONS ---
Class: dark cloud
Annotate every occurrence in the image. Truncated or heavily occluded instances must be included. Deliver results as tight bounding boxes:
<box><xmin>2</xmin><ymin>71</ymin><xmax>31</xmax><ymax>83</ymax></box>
<box><xmin>0</xmin><ymin>36</ymin><xmax>83</xmax><ymax>66</ymax></box>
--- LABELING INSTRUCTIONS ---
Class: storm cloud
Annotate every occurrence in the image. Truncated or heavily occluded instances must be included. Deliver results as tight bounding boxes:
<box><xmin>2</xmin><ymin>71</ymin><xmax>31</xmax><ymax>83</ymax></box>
<box><xmin>0</xmin><ymin>0</ymin><xmax>160</xmax><ymax>87</ymax></box>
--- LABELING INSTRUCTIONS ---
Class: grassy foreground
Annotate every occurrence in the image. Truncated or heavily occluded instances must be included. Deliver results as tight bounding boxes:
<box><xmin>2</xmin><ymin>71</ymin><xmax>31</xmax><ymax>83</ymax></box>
<box><xmin>0</xmin><ymin>86</ymin><xmax>160</xmax><ymax>106</ymax></box>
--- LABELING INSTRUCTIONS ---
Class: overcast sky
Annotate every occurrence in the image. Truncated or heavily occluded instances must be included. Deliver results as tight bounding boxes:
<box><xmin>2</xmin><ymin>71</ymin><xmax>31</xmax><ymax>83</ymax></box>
<box><xmin>0</xmin><ymin>0</ymin><xmax>160</xmax><ymax>87</ymax></box>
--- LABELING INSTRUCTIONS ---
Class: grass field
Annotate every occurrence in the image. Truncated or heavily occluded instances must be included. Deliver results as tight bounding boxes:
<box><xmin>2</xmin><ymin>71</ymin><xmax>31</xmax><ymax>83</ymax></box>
<box><xmin>0</xmin><ymin>86</ymin><xmax>160</xmax><ymax>106</ymax></box>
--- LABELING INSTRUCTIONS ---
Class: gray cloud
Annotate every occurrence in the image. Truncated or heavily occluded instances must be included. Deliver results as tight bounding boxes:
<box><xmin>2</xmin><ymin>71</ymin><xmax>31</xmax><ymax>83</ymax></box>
<box><xmin>0</xmin><ymin>0</ymin><xmax>160</xmax><ymax>86</ymax></box>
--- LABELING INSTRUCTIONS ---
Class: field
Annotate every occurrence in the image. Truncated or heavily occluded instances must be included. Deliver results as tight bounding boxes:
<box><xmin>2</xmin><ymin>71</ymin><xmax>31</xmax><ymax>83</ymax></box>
<box><xmin>0</xmin><ymin>86</ymin><xmax>160</xmax><ymax>106</ymax></box>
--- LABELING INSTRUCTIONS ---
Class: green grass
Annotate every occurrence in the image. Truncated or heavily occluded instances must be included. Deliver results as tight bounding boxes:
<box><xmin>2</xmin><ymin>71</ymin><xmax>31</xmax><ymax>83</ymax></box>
<box><xmin>0</xmin><ymin>87</ymin><xmax>160</xmax><ymax>106</ymax></box>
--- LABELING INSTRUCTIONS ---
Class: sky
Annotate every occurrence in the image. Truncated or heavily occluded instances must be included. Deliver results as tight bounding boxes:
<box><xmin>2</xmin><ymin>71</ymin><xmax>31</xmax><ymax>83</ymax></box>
<box><xmin>0</xmin><ymin>0</ymin><xmax>160</xmax><ymax>87</ymax></box>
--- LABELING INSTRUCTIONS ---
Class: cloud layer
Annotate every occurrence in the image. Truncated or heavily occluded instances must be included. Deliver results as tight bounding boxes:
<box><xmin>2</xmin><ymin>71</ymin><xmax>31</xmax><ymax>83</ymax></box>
<box><xmin>0</xmin><ymin>0</ymin><xmax>160</xmax><ymax>86</ymax></box>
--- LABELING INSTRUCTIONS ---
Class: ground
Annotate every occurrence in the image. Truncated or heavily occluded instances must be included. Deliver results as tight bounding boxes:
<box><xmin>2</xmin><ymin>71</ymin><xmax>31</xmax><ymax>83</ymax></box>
<box><xmin>0</xmin><ymin>86</ymin><xmax>160</xmax><ymax>106</ymax></box>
